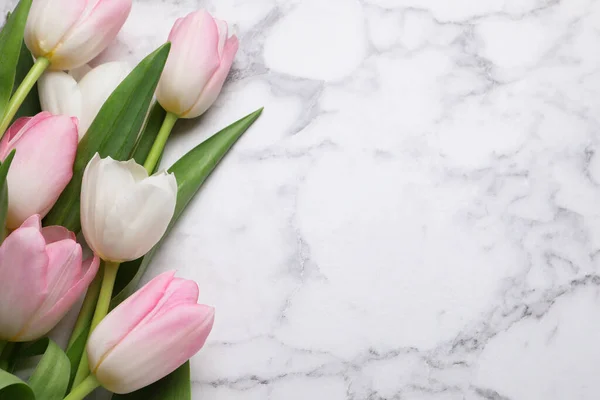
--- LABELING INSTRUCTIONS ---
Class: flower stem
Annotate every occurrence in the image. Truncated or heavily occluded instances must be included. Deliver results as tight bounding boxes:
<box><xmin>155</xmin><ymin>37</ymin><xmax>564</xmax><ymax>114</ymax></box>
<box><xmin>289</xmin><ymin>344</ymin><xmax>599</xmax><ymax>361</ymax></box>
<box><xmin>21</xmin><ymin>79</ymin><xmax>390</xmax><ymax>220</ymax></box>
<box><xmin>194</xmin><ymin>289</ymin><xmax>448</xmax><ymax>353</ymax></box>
<box><xmin>71</xmin><ymin>261</ymin><xmax>119</xmax><ymax>388</ymax></box>
<box><xmin>63</xmin><ymin>374</ymin><xmax>100</xmax><ymax>400</ymax></box>
<box><xmin>143</xmin><ymin>112</ymin><xmax>178</xmax><ymax>174</ymax></box>
<box><xmin>0</xmin><ymin>57</ymin><xmax>50</xmax><ymax>137</ymax></box>
<box><xmin>67</xmin><ymin>265</ymin><xmax>103</xmax><ymax>349</ymax></box>
<box><xmin>0</xmin><ymin>342</ymin><xmax>15</xmax><ymax>370</ymax></box>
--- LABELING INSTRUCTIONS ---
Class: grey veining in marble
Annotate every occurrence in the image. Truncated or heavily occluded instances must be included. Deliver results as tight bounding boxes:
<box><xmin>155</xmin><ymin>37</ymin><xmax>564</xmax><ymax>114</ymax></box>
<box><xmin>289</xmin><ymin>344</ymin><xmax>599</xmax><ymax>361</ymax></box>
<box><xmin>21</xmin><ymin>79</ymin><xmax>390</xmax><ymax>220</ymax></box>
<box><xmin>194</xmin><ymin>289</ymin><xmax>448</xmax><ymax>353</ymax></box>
<box><xmin>4</xmin><ymin>0</ymin><xmax>600</xmax><ymax>399</ymax></box>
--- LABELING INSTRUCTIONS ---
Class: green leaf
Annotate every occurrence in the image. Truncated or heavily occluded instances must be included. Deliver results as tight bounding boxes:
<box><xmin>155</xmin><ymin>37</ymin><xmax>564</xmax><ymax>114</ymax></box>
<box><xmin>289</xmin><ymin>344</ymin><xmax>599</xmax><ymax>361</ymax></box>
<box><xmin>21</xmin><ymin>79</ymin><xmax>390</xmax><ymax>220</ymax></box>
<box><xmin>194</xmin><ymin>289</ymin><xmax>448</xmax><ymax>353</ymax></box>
<box><xmin>111</xmin><ymin>107</ymin><xmax>263</xmax><ymax>306</ymax></box>
<box><xmin>65</xmin><ymin>322</ymin><xmax>91</xmax><ymax>385</ymax></box>
<box><xmin>131</xmin><ymin>102</ymin><xmax>167</xmax><ymax>168</ymax></box>
<box><xmin>20</xmin><ymin>338</ymin><xmax>70</xmax><ymax>400</ymax></box>
<box><xmin>0</xmin><ymin>0</ymin><xmax>32</xmax><ymax>118</ymax></box>
<box><xmin>0</xmin><ymin>369</ymin><xmax>34</xmax><ymax>399</ymax></box>
<box><xmin>43</xmin><ymin>43</ymin><xmax>171</xmax><ymax>231</ymax></box>
<box><xmin>112</xmin><ymin>361</ymin><xmax>191</xmax><ymax>400</ymax></box>
<box><xmin>11</xmin><ymin>40</ymin><xmax>40</xmax><ymax>121</ymax></box>
<box><xmin>0</xmin><ymin>150</ymin><xmax>15</xmax><ymax>244</ymax></box>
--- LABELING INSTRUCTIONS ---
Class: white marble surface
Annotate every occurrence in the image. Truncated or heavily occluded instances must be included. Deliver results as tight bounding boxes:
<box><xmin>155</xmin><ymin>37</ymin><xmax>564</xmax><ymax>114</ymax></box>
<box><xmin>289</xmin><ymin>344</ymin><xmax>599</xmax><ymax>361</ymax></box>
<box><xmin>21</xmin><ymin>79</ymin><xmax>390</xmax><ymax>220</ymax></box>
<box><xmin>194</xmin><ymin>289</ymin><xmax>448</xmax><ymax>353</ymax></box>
<box><xmin>6</xmin><ymin>0</ymin><xmax>600</xmax><ymax>399</ymax></box>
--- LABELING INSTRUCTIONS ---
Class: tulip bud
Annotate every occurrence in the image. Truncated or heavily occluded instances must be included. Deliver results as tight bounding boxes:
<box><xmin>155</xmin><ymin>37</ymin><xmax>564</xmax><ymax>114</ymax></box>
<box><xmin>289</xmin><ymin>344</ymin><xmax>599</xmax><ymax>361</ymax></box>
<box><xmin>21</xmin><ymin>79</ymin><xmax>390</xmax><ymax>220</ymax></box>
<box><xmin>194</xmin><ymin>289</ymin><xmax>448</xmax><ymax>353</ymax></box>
<box><xmin>80</xmin><ymin>154</ymin><xmax>177</xmax><ymax>262</ymax></box>
<box><xmin>39</xmin><ymin>62</ymin><xmax>131</xmax><ymax>140</ymax></box>
<box><xmin>24</xmin><ymin>0</ymin><xmax>132</xmax><ymax>70</ymax></box>
<box><xmin>0</xmin><ymin>112</ymin><xmax>78</xmax><ymax>229</ymax></box>
<box><xmin>87</xmin><ymin>271</ymin><xmax>214</xmax><ymax>394</ymax></box>
<box><xmin>0</xmin><ymin>215</ymin><xmax>100</xmax><ymax>342</ymax></box>
<box><xmin>156</xmin><ymin>10</ymin><xmax>239</xmax><ymax>119</ymax></box>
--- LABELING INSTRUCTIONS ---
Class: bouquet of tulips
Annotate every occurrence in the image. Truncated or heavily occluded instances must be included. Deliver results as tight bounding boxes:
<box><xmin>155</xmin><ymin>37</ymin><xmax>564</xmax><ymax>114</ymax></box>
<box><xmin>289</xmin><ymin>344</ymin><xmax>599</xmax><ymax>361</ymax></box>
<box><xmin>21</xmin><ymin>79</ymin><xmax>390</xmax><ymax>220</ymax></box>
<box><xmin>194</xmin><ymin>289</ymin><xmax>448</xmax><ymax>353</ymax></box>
<box><xmin>0</xmin><ymin>0</ymin><xmax>261</xmax><ymax>398</ymax></box>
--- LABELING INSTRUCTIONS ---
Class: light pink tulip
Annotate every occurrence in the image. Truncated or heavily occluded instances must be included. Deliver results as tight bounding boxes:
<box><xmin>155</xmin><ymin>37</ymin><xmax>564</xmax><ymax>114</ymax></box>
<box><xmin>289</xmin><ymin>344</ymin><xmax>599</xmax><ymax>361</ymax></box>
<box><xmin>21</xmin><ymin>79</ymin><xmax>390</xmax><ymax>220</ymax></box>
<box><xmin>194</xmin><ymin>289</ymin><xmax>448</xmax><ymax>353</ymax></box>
<box><xmin>0</xmin><ymin>112</ymin><xmax>78</xmax><ymax>229</ymax></box>
<box><xmin>156</xmin><ymin>10</ymin><xmax>239</xmax><ymax>119</ymax></box>
<box><xmin>87</xmin><ymin>271</ymin><xmax>214</xmax><ymax>394</ymax></box>
<box><xmin>25</xmin><ymin>0</ymin><xmax>132</xmax><ymax>70</ymax></box>
<box><xmin>0</xmin><ymin>215</ymin><xmax>100</xmax><ymax>342</ymax></box>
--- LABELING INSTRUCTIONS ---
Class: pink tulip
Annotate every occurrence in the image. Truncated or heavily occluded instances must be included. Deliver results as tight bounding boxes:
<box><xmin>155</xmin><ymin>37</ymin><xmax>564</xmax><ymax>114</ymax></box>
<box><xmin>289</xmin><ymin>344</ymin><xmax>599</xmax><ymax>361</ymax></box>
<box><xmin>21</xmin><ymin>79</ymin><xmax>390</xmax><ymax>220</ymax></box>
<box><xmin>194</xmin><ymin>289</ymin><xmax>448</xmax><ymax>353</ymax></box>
<box><xmin>0</xmin><ymin>215</ymin><xmax>100</xmax><ymax>342</ymax></box>
<box><xmin>25</xmin><ymin>0</ymin><xmax>132</xmax><ymax>70</ymax></box>
<box><xmin>0</xmin><ymin>112</ymin><xmax>78</xmax><ymax>229</ymax></box>
<box><xmin>156</xmin><ymin>10</ymin><xmax>239</xmax><ymax>119</ymax></box>
<box><xmin>87</xmin><ymin>271</ymin><xmax>214</xmax><ymax>394</ymax></box>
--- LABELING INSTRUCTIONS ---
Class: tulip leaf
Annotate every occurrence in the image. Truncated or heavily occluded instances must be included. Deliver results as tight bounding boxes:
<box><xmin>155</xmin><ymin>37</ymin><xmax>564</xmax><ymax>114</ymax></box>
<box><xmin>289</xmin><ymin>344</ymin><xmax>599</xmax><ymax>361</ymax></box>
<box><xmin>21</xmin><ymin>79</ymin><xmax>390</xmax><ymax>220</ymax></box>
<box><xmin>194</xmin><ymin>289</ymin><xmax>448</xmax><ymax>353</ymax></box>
<box><xmin>131</xmin><ymin>102</ymin><xmax>167</xmax><ymax>169</ymax></box>
<box><xmin>0</xmin><ymin>369</ymin><xmax>34</xmax><ymax>399</ymax></box>
<box><xmin>43</xmin><ymin>42</ymin><xmax>171</xmax><ymax>232</ymax></box>
<box><xmin>18</xmin><ymin>338</ymin><xmax>71</xmax><ymax>400</ymax></box>
<box><xmin>11</xmin><ymin>40</ymin><xmax>41</xmax><ymax>121</ymax></box>
<box><xmin>111</xmin><ymin>107</ymin><xmax>263</xmax><ymax>306</ymax></box>
<box><xmin>0</xmin><ymin>0</ymin><xmax>32</xmax><ymax>119</ymax></box>
<box><xmin>0</xmin><ymin>150</ymin><xmax>15</xmax><ymax>244</ymax></box>
<box><xmin>65</xmin><ymin>323</ymin><xmax>91</xmax><ymax>384</ymax></box>
<box><xmin>112</xmin><ymin>361</ymin><xmax>191</xmax><ymax>400</ymax></box>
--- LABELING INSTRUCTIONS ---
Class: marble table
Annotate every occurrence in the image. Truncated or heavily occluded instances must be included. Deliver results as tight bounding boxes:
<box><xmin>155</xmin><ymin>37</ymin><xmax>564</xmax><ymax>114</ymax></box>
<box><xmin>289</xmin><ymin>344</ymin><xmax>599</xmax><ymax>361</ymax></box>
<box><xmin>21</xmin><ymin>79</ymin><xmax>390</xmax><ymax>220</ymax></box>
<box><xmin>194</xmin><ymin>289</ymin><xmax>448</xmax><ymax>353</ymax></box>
<box><xmin>5</xmin><ymin>0</ymin><xmax>600</xmax><ymax>399</ymax></box>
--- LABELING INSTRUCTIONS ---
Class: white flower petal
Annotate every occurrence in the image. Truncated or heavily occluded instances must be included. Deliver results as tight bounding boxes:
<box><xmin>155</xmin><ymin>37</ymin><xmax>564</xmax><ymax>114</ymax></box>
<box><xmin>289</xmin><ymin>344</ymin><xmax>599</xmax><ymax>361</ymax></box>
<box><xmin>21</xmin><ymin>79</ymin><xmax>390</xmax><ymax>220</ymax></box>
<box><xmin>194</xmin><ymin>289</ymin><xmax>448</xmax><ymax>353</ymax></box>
<box><xmin>80</xmin><ymin>156</ymin><xmax>176</xmax><ymax>262</ymax></box>
<box><xmin>78</xmin><ymin>62</ymin><xmax>131</xmax><ymax>136</ymax></box>
<box><xmin>38</xmin><ymin>71</ymin><xmax>82</xmax><ymax>121</ymax></box>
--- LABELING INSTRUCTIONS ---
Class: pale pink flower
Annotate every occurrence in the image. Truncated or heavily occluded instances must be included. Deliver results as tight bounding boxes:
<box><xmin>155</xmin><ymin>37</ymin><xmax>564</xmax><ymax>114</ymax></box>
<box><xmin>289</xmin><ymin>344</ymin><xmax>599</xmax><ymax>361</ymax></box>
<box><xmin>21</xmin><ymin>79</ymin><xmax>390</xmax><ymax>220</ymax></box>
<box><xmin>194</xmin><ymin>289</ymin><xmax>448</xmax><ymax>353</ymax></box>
<box><xmin>156</xmin><ymin>10</ymin><xmax>239</xmax><ymax>118</ymax></box>
<box><xmin>0</xmin><ymin>215</ymin><xmax>100</xmax><ymax>342</ymax></box>
<box><xmin>25</xmin><ymin>0</ymin><xmax>132</xmax><ymax>70</ymax></box>
<box><xmin>0</xmin><ymin>112</ymin><xmax>78</xmax><ymax>229</ymax></box>
<box><xmin>87</xmin><ymin>271</ymin><xmax>214</xmax><ymax>394</ymax></box>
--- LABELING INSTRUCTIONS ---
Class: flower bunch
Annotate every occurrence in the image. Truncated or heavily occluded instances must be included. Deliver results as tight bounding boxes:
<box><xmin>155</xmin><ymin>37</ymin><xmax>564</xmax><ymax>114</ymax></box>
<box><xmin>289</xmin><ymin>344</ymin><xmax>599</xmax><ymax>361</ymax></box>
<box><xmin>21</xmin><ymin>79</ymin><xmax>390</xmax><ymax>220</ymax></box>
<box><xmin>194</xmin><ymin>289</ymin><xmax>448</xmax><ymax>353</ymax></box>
<box><xmin>0</xmin><ymin>0</ymin><xmax>261</xmax><ymax>398</ymax></box>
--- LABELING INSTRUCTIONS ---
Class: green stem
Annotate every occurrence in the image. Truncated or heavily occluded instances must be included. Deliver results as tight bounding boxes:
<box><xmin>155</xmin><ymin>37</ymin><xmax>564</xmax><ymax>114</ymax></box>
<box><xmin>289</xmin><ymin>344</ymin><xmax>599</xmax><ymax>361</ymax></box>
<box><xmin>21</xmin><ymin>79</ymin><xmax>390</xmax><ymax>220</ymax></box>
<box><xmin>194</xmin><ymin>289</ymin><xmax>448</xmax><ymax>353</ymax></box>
<box><xmin>0</xmin><ymin>57</ymin><xmax>50</xmax><ymax>137</ymax></box>
<box><xmin>67</xmin><ymin>265</ymin><xmax>103</xmax><ymax>349</ymax></box>
<box><xmin>71</xmin><ymin>261</ymin><xmax>119</xmax><ymax>388</ymax></box>
<box><xmin>63</xmin><ymin>374</ymin><xmax>100</xmax><ymax>400</ymax></box>
<box><xmin>0</xmin><ymin>342</ymin><xmax>15</xmax><ymax>370</ymax></box>
<box><xmin>0</xmin><ymin>340</ymin><xmax>6</xmax><ymax>357</ymax></box>
<box><xmin>143</xmin><ymin>112</ymin><xmax>178</xmax><ymax>174</ymax></box>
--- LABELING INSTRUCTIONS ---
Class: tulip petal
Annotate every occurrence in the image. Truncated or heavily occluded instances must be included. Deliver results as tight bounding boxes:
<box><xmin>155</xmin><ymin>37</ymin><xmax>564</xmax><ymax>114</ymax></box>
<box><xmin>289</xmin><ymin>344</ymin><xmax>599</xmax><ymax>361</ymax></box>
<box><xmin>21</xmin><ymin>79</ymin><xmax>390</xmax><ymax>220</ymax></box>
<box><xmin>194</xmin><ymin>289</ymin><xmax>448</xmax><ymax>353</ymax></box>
<box><xmin>24</xmin><ymin>0</ymin><xmax>86</xmax><ymax>58</ymax></box>
<box><xmin>87</xmin><ymin>271</ymin><xmax>175</xmax><ymax>372</ymax></box>
<box><xmin>19</xmin><ymin>214</ymin><xmax>42</xmax><ymax>230</ymax></box>
<box><xmin>29</xmin><ymin>255</ymin><xmax>100</xmax><ymax>341</ymax></box>
<box><xmin>81</xmin><ymin>156</ymin><xmax>149</xmax><ymax>260</ymax></box>
<box><xmin>0</xmin><ymin>221</ymin><xmax>48</xmax><ymax>340</ymax></box>
<box><xmin>44</xmin><ymin>240</ymin><xmax>82</xmax><ymax>306</ymax></box>
<box><xmin>13</xmin><ymin>240</ymin><xmax>83</xmax><ymax>341</ymax></box>
<box><xmin>183</xmin><ymin>35</ymin><xmax>239</xmax><ymax>119</ymax></box>
<box><xmin>156</xmin><ymin>10</ymin><xmax>221</xmax><ymax>116</ymax></box>
<box><xmin>101</xmin><ymin>172</ymin><xmax>177</xmax><ymax>261</ymax></box>
<box><xmin>146</xmin><ymin>278</ymin><xmax>199</xmax><ymax>322</ymax></box>
<box><xmin>215</xmin><ymin>19</ymin><xmax>228</xmax><ymax>58</ymax></box>
<box><xmin>70</xmin><ymin>64</ymin><xmax>93</xmax><ymax>81</ymax></box>
<box><xmin>2</xmin><ymin>117</ymin><xmax>30</xmax><ymax>146</ymax></box>
<box><xmin>41</xmin><ymin>225</ymin><xmax>77</xmax><ymax>244</ymax></box>
<box><xmin>4</xmin><ymin>114</ymin><xmax>78</xmax><ymax>228</ymax></box>
<box><xmin>0</xmin><ymin>113</ymin><xmax>50</xmax><ymax>159</ymax></box>
<box><xmin>80</xmin><ymin>154</ymin><xmax>102</xmax><ymax>259</ymax></box>
<box><xmin>39</xmin><ymin>71</ymin><xmax>83</xmax><ymax>125</ymax></box>
<box><xmin>77</xmin><ymin>62</ymin><xmax>131</xmax><ymax>136</ymax></box>
<box><xmin>94</xmin><ymin>304</ymin><xmax>214</xmax><ymax>394</ymax></box>
<box><xmin>50</xmin><ymin>0</ymin><xmax>132</xmax><ymax>70</ymax></box>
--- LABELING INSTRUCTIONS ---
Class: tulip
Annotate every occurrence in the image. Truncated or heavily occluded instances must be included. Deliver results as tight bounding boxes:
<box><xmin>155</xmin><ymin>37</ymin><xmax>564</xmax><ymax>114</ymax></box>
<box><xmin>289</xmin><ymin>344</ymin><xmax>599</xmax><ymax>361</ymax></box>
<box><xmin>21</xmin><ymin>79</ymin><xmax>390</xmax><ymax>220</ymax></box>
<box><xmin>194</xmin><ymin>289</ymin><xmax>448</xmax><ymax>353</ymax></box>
<box><xmin>80</xmin><ymin>154</ymin><xmax>177</xmax><ymax>262</ymax></box>
<box><xmin>156</xmin><ymin>10</ymin><xmax>239</xmax><ymax>119</ymax></box>
<box><xmin>24</xmin><ymin>0</ymin><xmax>132</xmax><ymax>71</ymax></box>
<box><xmin>39</xmin><ymin>62</ymin><xmax>131</xmax><ymax>140</ymax></box>
<box><xmin>87</xmin><ymin>271</ymin><xmax>214</xmax><ymax>394</ymax></box>
<box><xmin>0</xmin><ymin>215</ymin><xmax>100</xmax><ymax>342</ymax></box>
<box><xmin>0</xmin><ymin>112</ymin><xmax>78</xmax><ymax>229</ymax></box>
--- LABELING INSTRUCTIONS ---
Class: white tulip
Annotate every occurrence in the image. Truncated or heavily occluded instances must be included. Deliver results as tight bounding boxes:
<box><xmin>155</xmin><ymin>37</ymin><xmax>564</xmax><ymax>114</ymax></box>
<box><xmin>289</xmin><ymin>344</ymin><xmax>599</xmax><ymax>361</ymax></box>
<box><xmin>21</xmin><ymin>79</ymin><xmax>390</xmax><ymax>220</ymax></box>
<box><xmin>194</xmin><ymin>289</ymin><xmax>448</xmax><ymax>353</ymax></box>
<box><xmin>39</xmin><ymin>62</ymin><xmax>131</xmax><ymax>140</ymax></box>
<box><xmin>80</xmin><ymin>154</ymin><xmax>177</xmax><ymax>262</ymax></box>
